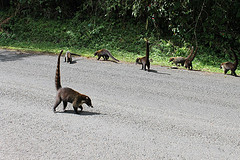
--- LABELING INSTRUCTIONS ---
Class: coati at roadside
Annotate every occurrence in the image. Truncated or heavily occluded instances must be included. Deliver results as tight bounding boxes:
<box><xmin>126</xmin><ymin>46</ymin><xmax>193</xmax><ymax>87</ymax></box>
<box><xmin>184</xmin><ymin>46</ymin><xmax>197</xmax><ymax>70</ymax></box>
<box><xmin>169</xmin><ymin>57</ymin><xmax>186</xmax><ymax>66</ymax></box>
<box><xmin>94</xmin><ymin>49</ymin><xmax>119</xmax><ymax>62</ymax></box>
<box><xmin>136</xmin><ymin>40</ymin><xmax>150</xmax><ymax>71</ymax></box>
<box><xmin>53</xmin><ymin>50</ymin><xmax>93</xmax><ymax>114</ymax></box>
<box><xmin>64</xmin><ymin>51</ymin><xmax>72</xmax><ymax>64</ymax></box>
<box><xmin>220</xmin><ymin>48</ymin><xmax>238</xmax><ymax>76</ymax></box>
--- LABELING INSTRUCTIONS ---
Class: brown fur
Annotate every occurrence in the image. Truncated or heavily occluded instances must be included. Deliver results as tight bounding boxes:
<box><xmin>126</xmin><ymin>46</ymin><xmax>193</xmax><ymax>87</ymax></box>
<box><xmin>136</xmin><ymin>40</ymin><xmax>150</xmax><ymax>71</ymax></box>
<box><xmin>94</xmin><ymin>49</ymin><xmax>119</xmax><ymax>62</ymax></box>
<box><xmin>184</xmin><ymin>46</ymin><xmax>197</xmax><ymax>70</ymax></box>
<box><xmin>64</xmin><ymin>51</ymin><xmax>72</xmax><ymax>64</ymax></box>
<box><xmin>53</xmin><ymin>50</ymin><xmax>93</xmax><ymax>114</ymax></box>
<box><xmin>169</xmin><ymin>57</ymin><xmax>186</xmax><ymax>66</ymax></box>
<box><xmin>220</xmin><ymin>49</ymin><xmax>238</xmax><ymax>76</ymax></box>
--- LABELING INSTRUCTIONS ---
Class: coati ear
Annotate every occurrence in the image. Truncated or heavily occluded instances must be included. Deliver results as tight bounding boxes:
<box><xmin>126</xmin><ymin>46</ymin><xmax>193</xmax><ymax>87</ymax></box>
<box><xmin>86</xmin><ymin>97</ymin><xmax>89</xmax><ymax>100</ymax></box>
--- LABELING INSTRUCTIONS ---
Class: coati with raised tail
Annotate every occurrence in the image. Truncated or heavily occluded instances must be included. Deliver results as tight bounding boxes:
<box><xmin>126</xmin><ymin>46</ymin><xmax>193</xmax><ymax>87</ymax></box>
<box><xmin>136</xmin><ymin>40</ymin><xmax>150</xmax><ymax>71</ymax></box>
<box><xmin>64</xmin><ymin>51</ymin><xmax>72</xmax><ymax>64</ymax></box>
<box><xmin>184</xmin><ymin>46</ymin><xmax>197</xmax><ymax>70</ymax></box>
<box><xmin>169</xmin><ymin>57</ymin><xmax>186</xmax><ymax>66</ymax></box>
<box><xmin>53</xmin><ymin>50</ymin><xmax>93</xmax><ymax>113</ymax></box>
<box><xmin>220</xmin><ymin>48</ymin><xmax>238</xmax><ymax>76</ymax></box>
<box><xmin>94</xmin><ymin>49</ymin><xmax>119</xmax><ymax>62</ymax></box>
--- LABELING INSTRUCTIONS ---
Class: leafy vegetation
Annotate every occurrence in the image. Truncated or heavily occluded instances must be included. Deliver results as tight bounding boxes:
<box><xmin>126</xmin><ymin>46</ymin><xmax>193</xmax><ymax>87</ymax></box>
<box><xmin>0</xmin><ymin>0</ymin><xmax>239</xmax><ymax>74</ymax></box>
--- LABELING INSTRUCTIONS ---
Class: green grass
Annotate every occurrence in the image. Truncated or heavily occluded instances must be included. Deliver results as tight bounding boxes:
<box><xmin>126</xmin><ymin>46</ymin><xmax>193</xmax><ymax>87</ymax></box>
<box><xmin>1</xmin><ymin>41</ymin><xmax>237</xmax><ymax>75</ymax></box>
<box><xmin>0</xmin><ymin>14</ymin><xmax>239</xmax><ymax>75</ymax></box>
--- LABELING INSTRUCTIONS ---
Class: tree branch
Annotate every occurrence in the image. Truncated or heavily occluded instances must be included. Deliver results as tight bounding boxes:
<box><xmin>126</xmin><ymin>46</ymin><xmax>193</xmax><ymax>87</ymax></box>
<box><xmin>194</xmin><ymin>0</ymin><xmax>205</xmax><ymax>47</ymax></box>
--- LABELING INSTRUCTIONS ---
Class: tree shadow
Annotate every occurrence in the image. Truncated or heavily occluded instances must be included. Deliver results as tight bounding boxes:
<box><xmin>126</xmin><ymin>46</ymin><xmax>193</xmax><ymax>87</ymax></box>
<box><xmin>0</xmin><ymin>50</ymin><xmax>34</xmax><ymax>62</ymax></box>
<box><xmin>57</xmin><ymin>110</ymin><xmax>103</xmax><ymax>116</ymax></box>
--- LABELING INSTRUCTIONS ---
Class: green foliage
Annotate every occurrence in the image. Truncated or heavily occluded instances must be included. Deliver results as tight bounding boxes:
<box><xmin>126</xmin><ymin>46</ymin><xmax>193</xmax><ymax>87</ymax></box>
<box><xmin>0</xmin><ymin>14</ymin><xmax>149</xmax><ymax>55</ymax></box>
<box><xmin>2</xmin><ymin>0</ymin><xmax>240</xmax><ymax>51</ymax></box>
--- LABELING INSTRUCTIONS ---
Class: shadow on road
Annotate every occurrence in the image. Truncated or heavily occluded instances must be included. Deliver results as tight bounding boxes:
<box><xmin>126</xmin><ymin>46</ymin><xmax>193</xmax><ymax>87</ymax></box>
<box><xmin>147</xmin><ymin>69</ymin><xmax>171</xmax><ymax>75</ymax></box>
<box><xmin>58</xmin><ymin>110</ymin><xmax>103</xmax><ymax>116</ymax></box>
<box><xmin>0</xmin><ymin>50</ymin><xmax>34</xmax><ymax>62</ymax></box>
<box><xmin>96</xmin><ymin>59</ymin><xmax>119</xmax><ymax>63</ymax></box>
<box><xmin>69</xmin><ymin>60</ymin><xmax>78</xmax><ymax>64</ymax></box>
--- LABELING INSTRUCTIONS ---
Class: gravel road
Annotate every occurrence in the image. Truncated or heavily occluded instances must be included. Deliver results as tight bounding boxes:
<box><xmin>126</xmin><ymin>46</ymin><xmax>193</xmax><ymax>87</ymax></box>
<box><xmin>0</xmin><ymin>49</ymin><xmax>240</xmax><ymax>159</ymax></box>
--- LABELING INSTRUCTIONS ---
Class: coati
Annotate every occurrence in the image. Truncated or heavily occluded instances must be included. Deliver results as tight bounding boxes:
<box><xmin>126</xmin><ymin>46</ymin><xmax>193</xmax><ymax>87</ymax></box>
<box><xmin>136</xmin><ymin>40</ymin><xmax>150</xmax><ymax>71</ymax></box>
<box><xmin>169</xmin><ymin>57</ymin><xmax>186</xmax><ymax>66</ymax></box>
<box><xmin>94</xmin><ymin>49</ymin><xmax>119</xmax><ymax>62</ymax></box>
<box><xmin>64</xmin><ymin>51</ymin><xmax>72</xmax><ymax>64</ymax></box>
<box><xmin>184</xmin><ymin>46</ymin><xmax>198</xmax><ymax>70</ymax></box>
<box><xmin>220</xmin><ymin>48</ymin><xmax>238</xmax><ymax>76</ymax></box>
<box><xmin>53</xmin><ymin>50</ymin><xmax>93</xmax><ymax>114</ymax></box>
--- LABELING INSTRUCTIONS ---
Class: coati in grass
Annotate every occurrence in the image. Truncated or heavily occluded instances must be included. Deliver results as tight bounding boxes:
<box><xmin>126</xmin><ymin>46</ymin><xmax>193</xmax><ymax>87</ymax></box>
<box><xmin>94</xmin><ymin>49</ymin><xmax>119</xmax><ymax>62</ymax></box>
<box><xmin>64</xmin><ymin>51</ymin><xmax>72</xmax><ymax>64</ymax></box>
<box><xmin>220</xmin><ymin>48</ymin><xmax>238</xmax><ymax>76</ymax></box>
<box><xmin>184</xmin><ymin>46</ymin><xmax>198</xmax><ymax>70</ymax></box>
<box><xmin>53</xmin><ymin>50</ymin><xmax>93</xmax><ymax>114</ymax></box>
<box><xmin>169</xmin><ymin>57</ymin><xmax>186</xmax><ymax>66</ymax></box>
<box><xmin>136</xmin><ymin>40</ymin><xmax>150</xmax><ymax>71</ymax></box>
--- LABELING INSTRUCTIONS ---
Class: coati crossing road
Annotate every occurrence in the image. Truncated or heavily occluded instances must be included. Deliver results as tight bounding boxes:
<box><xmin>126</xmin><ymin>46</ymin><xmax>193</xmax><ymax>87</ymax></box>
<box><xmin>53</xmin><ymin>50</ymin><xmax>93</xmax><ymax>113</ymax></box>
<box><xmin>94</xmin><ymin>49</ymin><xmax>119</xmax><ymax>62</ymax></box>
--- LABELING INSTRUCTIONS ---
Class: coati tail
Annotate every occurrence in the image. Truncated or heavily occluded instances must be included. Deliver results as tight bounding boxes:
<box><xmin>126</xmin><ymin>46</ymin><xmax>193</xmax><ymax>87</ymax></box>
<box><xmin>231</xmin><ymin>48</ymin><xmax>238</xmax><ymax>69</ymax></box>
<box><xmin>146</xmin><ymin>40</ymin><xmax>149</xmax><ymax>59</ymax></box>
<box><xmin>106</xmin><ymin>50</ymin><xmax>119</xmax><ymax>62</ymax></box>
<box><xmin>186</xmin><ymin>46</ymin><xmax>194</xmax><ymax>60</ymax></box>
<box><xmin>189</xmin><ymin>47</ymin><xmax>198</xmax><ymax>62</ymax></box>
<box><xmin>55</xmin><ymin>50</ymin><xmax>63</xmax><ymax>91</ymax></box>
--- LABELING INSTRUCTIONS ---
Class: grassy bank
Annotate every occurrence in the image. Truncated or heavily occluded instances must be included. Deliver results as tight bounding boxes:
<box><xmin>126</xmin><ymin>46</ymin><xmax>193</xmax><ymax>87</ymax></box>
<box><xmin>0</xmin><ymin>13</ymin><xmax>238</xmax><ymax>74</ymax></box>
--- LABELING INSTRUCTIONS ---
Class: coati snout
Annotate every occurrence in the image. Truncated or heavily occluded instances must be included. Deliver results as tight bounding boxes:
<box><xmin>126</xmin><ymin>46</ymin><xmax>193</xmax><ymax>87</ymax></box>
<box><xmin>84</xmin><ymin>96</ymin><xmax>93</xmax><ymax>108</ymax></box>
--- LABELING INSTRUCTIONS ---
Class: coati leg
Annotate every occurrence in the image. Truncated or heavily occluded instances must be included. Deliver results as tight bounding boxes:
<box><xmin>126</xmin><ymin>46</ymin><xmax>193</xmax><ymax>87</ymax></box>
<box><xmin>104</xmin><ymin>55</ymin><xmax>109</xmax><ymax>61</ymax></box>
<box><xmin>224</xmin><ymin>69</ymin><xmax>229</xmax><ymax>74</ymax></box>
<box><xmin>72</xmin><ymin>100</ymin><xmax>79</xmax><ymax>114</ymax></box>
<box><xmin>141</xmin><ymin>62</ymin><xmax>145</xmax><ymax>70</ymax></box>
<box><xmin>68</xmin><ymin>57</ymin><xmax>72</xmax><ymax>64</ymax></box>
<box><xmin>231</xmin><ymin>69</ymin><xmax>237</xmax><ymax>76</ymax></box>
<box><xmin>147</xmin><ymin>63</ymin><xmax>150</xmax><ymax>71</ymax></box>
<box><xmin>97</xmin><ymin>55</ymin><xmax>101</xmax><ymax>60</ymax></box>
<box><xmin>73</xmin><ymin>106</ymin><xmax>78</xmax><ymax>114</ymax></box>
<box><xmin>53</xmin><ymin>97</ymin><xmax>61</xmax><ymax>112</ymax></box>
<box><xmin>79</xmin><ymin>105</ymin><xmax>83</xmax><ymax>112</ymax></box>
<box><xmin>72</xmin><ymin>105</ymin><xmax>83</xmax><ymax>114</ymax></box>
<box><xmin>63</xmin><ymin>101</ymin><xmax>67</xmax><ymax>111</ymax></box>
<box><xmin>72</xmin><ymin>100</ymin><xmax>84</xmax><ymax>114</ymax></box>
<box><xmin>189</xmin><ymin>63</ymin><xmax>193</xmax><ymax>70</ymax></box>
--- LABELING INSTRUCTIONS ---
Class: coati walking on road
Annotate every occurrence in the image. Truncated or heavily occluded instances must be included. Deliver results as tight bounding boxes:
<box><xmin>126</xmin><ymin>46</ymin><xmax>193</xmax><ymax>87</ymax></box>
<box><xmin>220</xmin><ymin>48</ymin><xmax>238</xmax><ymax>76</ymax></box>
<box><xmin>64</xmin><ymin>51</ymin><xmax>72</xmax><ymax>64</ymax></box>
<box><xmin>136</xmin><ymin>40</ymin><xmax>150</xmax><ymax>71</ymax></box>
<box><xmin>94</xmin><ymin>49</ymin><xmax>119</xmax><ymax>62</ymax></box>
<box><xmin>53</xmin><ymin>50</ymin><xmax>93</xmax><ymax>114</ymax></box>
<box><xmin>184</xmin><ymin>46</ymin><xmax>198</xmax><ymax>70</ymax></box>
<box><xmin>169</xmin><ymin>57</ymin><xmax>186</xmax><ymax>66</ymax></box>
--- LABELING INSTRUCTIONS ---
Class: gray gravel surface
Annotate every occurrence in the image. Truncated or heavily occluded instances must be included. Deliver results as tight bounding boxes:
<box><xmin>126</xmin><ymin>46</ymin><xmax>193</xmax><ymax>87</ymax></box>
<box><xmin>0</xmin><ymin>49</ymin><xmax>240</xmax><ymax>160</ymax></box>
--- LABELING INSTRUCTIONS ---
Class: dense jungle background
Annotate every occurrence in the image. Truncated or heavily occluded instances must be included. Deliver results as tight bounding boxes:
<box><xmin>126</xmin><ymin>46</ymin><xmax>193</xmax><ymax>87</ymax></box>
<box><xmin>0</xmin><ymin>0</ymin><xmax>239</xmax><ymax>72</ymax></box>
